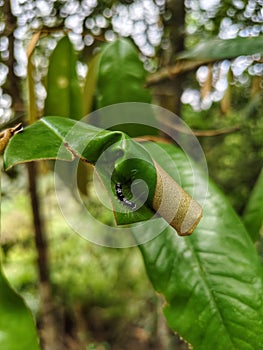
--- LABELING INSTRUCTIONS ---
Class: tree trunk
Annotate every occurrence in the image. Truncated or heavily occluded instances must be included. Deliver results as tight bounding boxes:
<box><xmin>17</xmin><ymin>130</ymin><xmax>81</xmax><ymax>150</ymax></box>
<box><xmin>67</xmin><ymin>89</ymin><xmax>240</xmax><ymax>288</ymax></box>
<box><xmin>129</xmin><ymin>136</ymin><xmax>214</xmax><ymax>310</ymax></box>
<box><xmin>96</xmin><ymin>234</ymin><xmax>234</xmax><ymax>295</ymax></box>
<box><xmin>2</xmin><ymin>0</ymin><xmax>24</xmax><ymax>113</ymax></box>
<box><xmin>27</xmin><ymin>162</ymin><xmax>64</xmax><ymax>350</ymax></box>
<box><xmin>155</xmin><ymin>0</ymin><xmax>186</xmax><ymax>116</ymax></box>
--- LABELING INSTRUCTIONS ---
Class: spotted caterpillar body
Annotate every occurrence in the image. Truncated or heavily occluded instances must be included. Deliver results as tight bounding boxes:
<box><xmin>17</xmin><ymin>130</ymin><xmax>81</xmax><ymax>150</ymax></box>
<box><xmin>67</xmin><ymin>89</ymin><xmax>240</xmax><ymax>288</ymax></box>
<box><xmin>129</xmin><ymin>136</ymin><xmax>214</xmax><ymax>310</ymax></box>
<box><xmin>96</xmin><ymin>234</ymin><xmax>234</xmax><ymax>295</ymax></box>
<box><xmin>115</xmin><ymin>183</ymin><xmax>136</xmax><ymax>211</ymax></box>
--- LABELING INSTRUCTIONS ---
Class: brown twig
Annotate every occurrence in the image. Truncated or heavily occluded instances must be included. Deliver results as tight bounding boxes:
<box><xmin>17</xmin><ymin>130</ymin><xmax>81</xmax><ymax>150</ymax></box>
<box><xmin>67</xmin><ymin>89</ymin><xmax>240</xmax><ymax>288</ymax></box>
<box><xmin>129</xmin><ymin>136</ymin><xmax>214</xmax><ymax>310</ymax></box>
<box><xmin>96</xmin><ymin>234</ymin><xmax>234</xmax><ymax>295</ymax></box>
<box><xmin>135</xmin><ymin>135</ymin><xmax>173</xmax><ymax>143</ymax></box>
<box><xmin>191</xmin><ymin>125</ymin><xmax>241</xmax><ymax>137</ymax></box>
<box><xmin>147</xmin><ymin>60</ymin><xmax>208</xmax><ymax>86</ymax></box>
<box><xmin>135</xmin><ymin>125</ymin><xmax>240</xmax><ymax>142</ymax></box>
<box><xmin>26</xmin><ymin>31</ymin><xmax>41</xmax><ymax>58</ymax></box>
<box><xmin>147</xmin><ymin>56</ymin><xmax>263</xmax><ymax>87</ymax></box>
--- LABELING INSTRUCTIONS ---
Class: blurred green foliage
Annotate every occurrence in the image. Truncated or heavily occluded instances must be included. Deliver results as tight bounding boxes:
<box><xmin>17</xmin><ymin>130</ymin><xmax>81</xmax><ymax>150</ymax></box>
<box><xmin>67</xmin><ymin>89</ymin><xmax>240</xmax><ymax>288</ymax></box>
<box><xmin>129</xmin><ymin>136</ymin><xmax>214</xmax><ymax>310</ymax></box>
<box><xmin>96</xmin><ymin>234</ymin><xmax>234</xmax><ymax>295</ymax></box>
<box><xmin>182</xmin><ymin>92</ymin><xmax>263</xmax><ymax>213</ymax></box>
<box><xmin>1</xmin><ymin>174</ymin><xmax>166</xmax><ymax>347</ymax></box>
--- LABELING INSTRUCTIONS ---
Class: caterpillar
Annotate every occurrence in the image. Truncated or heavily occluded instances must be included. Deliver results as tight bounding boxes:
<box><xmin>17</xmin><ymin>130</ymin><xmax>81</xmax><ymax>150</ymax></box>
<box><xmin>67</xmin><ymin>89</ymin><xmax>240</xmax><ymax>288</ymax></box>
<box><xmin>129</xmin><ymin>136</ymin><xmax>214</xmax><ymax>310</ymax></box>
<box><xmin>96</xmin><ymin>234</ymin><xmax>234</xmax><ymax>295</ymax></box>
<box><xmin>0</xmin><ymin>123</ymin><xmax>23</xmax><ymax>153</ymax></box>
<box><xmin>115</xmin><ymin>183</ymin><xmax>136</xmax><ymax>211</ymax></box>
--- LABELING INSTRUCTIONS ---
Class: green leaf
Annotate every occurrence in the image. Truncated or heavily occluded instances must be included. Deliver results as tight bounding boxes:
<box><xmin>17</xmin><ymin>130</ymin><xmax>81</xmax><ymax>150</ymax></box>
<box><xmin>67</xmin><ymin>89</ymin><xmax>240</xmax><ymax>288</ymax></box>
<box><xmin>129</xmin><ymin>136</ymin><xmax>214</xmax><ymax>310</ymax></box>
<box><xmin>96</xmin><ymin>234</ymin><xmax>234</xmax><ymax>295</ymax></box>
<box><xmin>27</xmin><ymin>57</ymin><xmax>38</xmax><ymax>123</ymax></box>
<box><xmin>0</xmin><ymin>267</ymin><xmax>40</xmax><ymax>350</ymax></box>
<box><xmin>96</xmin><ymin>38</ymin><xmax>151</xmax><ymax>107</ymax></box>
<box><xmin>138</xmin><ymin>142</ymin><xmax>263</xmax><ymax>350</ymax></box>
<box><xmin>177</xmin><ymin>36</ymin><xmax>263</xmax><ymax>61</ymax></box>
<box><xmin>243</xmin><ymin>168</ymin><xmax>263</xmax><ymax>242</ymax></box>
<box><xmin>83</xmin><ymin>54</ymin><xmax>100</xmax><ymax>116</ymax></box>
<box><xmin>4</xmin><ymin>119</ymin><xmax>74</xmax><ymax>167</ymax></box>
<box><xmin>4</xmin><ymin>117</ymin><xmax>157</xmax><ymax>226</ymax></box>
<box><xmin>89</xmin><ymin>38</ymin><xmax>157</xmax><ymax>137</ymax></box>
<box><xmin>44</xmin><ymin>36</ymin><xmax>83</xmax><ymax>119</ymax></box>
<box><xmin>4</xmin><ymin>117</ymin><xmax>203</xmax><ymax>235</ymax></box>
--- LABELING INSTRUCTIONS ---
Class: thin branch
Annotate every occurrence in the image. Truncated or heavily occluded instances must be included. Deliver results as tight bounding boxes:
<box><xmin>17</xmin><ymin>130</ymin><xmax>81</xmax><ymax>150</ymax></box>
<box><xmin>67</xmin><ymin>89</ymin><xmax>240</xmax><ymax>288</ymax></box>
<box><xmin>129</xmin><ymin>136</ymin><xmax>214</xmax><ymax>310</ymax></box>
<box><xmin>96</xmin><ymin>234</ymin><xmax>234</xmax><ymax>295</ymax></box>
<box><xmin>135</xmin><ymin>136</ymin><xmax>173</xmax><ymax>143</ymax></box>
<box><xmin>192</xmin><ymin>125</ymin><xmax>241</xmax><ymax>137</ymax></box>
<box><xmin>147</xmin><ymin>60</ymin><xmax>208</xmax><ymax>86</ymax></box>
<box><xmin>158</xmin><ymin>114</ymin><xmax>241</xmax><ymax>137</ymax></box>
<box><xmin>27</xmin><ymin>162</ymin><xmax>49</xmax><ymax>283</ymax></box>
<box><xmin>147</xmin><ymin>56</ymin><xmax>263</xmax><ymax>87</ymax></box>
<box><xmin>136</xmin><ymin>124</ymin><xmax>240</xmax><ymax>141</ymax></box>
<box><xmin>26</xmin><ymin>31</ymin><xmax>41</xmax><ymax>58</ymax></box>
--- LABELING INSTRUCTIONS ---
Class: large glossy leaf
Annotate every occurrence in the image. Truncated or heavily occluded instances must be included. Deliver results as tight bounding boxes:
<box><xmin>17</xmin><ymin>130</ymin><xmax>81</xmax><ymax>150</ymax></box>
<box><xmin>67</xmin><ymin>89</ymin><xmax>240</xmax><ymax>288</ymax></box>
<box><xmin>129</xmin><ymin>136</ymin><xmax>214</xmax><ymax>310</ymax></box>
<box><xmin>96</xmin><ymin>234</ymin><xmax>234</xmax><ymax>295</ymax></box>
<box><xmin>44</xmin><ymin>36</ymin><xmax>83</xmax><ymax>119</ymax></box>
<box><xmin>4</xmin><ymin>117</ymin><xmax>156</xmax><ymax>226</ymax></box>
<box><xmin>177</xmin><ymin>36</ymin><xmax>263</xmax><ymax>61</ymax></box>
<box><xmin>87</xmin><ymin>39</ymin><xmax>157</xmax><ymax>137</ymax></box>
<box><xmin>0</xmin><ymin>267</ymin><xmax>40</xmax><ymax>349</ymax></box>
<box><xmin>96</xmin><ymin>38</ymin><xmax>151</xmax><ymax>107</ymax></box>
<box><xmin>243</xmin><ymin>168</ymin><xmax>263</xmax><ymax>242</ymax></box>
<box><xmin>4</xmin><ymin>116</ymin><xmax>203</xmax><ymax>236</ymax></box>
<box><xmin>138</xmin><ymin>142</ymin><xmax>263</xmax><ymax>349</ymax></box>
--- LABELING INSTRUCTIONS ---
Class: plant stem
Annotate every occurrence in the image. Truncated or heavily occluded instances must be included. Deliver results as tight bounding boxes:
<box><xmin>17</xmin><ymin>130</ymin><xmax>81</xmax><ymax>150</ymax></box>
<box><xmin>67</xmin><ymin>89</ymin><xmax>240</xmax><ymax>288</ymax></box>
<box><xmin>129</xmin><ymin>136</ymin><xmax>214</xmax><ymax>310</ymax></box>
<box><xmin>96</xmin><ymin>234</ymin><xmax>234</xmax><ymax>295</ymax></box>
<box><xmin>27</xmin><ymin>162</ymin><xmax>63</xmax><ymax>350</ymax></box>
<box><xmin>27</xmin><ymin>162</ymin><xmax>49</xmax><ymax>283</ymax></box>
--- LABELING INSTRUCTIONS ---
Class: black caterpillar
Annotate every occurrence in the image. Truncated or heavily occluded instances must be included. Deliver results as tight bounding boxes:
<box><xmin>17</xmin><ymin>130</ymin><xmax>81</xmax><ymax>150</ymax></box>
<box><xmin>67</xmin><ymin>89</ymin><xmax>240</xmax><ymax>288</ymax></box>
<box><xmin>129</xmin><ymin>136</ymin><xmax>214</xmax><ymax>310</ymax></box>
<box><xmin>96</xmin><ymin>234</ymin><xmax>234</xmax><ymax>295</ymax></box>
<box><xmin>115</xmin><ymin>183</ymin><xmax>136</xmax><ymax>211</ymax></box>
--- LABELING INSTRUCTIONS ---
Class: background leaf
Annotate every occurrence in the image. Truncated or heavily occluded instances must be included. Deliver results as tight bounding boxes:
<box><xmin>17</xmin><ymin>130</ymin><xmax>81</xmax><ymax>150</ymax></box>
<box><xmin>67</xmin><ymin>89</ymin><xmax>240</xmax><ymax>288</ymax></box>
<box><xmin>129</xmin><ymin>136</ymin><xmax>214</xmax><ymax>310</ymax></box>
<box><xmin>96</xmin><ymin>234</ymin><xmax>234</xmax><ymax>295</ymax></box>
<box><xmin>138</xmin><ymin>142</ymin><xmax>263</xmax><ymax>350</ymax></box>
<box><xmin>87</xmin><ymin>39</ymin><xmax>157</xmax><ymax>137</ymax></box>
<box><xmin>96</xmin><ymin>38</ymin><xmax>151</xmax><ymax>107</ymax></box>
<box><xmin>0</xmin><ymin>267</ymin><xmax>40</xmax><ymax>350</ymax></box>
<box><xmin>44</xmin><ymin>36</ymin><xmax>83</xmax><ymax>119</ymax></box>
<box><xmin>243</xmin><ymin>167</ymin><xmax>263</xmax><ymax>242</ymax></box>
<box><xmin>83</xmin><ymin>54</ymin><xmax>100</xmax><ymax>116</ymax></box>
<box><xmin>177</xmin><ymin>36</ymin><xmax>263</xmax><ymax>61</ymax></box>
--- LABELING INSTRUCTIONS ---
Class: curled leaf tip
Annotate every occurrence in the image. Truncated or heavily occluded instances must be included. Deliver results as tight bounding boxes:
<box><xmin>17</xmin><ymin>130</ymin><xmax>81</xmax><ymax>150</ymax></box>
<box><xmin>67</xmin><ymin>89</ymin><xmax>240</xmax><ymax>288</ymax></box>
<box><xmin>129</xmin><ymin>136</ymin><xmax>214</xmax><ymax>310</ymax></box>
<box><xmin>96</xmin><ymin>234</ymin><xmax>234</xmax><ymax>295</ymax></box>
<box><xmin>152</xmin><ymin>162</ymin><xmax>202</xmax><ymax>236</ymax></box>
<box><xmin>0</xmin><ymin>123</ymin><xmax>23</xmax><ymax>154</ymax></box>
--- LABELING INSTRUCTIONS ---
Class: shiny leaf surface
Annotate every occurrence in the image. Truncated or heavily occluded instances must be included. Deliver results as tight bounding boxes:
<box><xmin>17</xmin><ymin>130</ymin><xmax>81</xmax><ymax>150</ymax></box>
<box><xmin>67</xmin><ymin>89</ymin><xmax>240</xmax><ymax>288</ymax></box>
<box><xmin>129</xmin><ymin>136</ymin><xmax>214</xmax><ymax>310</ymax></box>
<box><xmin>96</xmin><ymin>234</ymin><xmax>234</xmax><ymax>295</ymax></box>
<box><xmin>139</xmin><ymin>142</ymin><xmax>263</xmax><ymax>350</ymax></box>
<box><xmin>4</xmin><ymin>117</ymin><xmax>156</xmax><ymax>226</ymax></box>
<box><xmin>97</xmin><ymin>38</ymin><xmax>151</xmax><ymax>107</ymax></box>
<box><xmin>0</xmin><ymin>268</ymin><xmax>40</xmax><ymax>350</ymax></box>
<box><xmin>90</xmin><ymin>39</ymin><xmax>157</xmax><ymax>137</ymax></box>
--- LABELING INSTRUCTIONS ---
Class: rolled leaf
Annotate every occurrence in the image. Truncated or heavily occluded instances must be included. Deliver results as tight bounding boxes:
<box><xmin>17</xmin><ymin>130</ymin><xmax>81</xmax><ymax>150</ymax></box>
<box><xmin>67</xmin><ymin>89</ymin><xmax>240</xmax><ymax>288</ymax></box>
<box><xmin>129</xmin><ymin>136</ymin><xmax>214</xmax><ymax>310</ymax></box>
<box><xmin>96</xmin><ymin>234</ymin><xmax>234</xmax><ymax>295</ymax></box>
<box><xmin>4</xmin><ymin>117</ymin><xmax>202</xmax><ymax>235</ymax></box>
<box><xmin>153</xmin><ymin>161</ymin><xmax>202</xmax><ymax>236</ymax></box>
